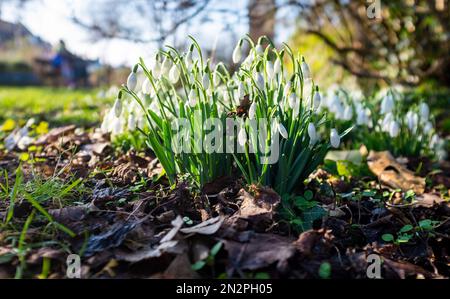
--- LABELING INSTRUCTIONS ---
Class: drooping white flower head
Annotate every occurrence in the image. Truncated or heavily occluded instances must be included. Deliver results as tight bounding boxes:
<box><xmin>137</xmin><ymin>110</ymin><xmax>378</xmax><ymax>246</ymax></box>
<box><xmin>405</xmin><ymin>110</ymin><xmax>418</xmax><ymax>132</ymax></box>
<box><xmin>185</xmin><ymin>47</ymin><xmax>193</xmax><ymax>69</ymax></box>
<box><xmin>169</xmin><ymin>64</ymin><xmax>180</xmax><ymax>83</ymax></box>
<box><xmin>273</xmin><ymin>57</ymin><xmax>281</xmax><ymax>75</ymax></box>
<box><xmin>127</xmin><ymin>68</ymin><xmax>138</xmax><ymax>91</ymax></box>
<box><xmin>238</xmin><ymin>81</ymin><xmax>245</xmax><ymax>98</ymax></box>
<box><xmin>213</xmin><ymin>69</ymin><xmax>221</xmax><ymax>86</ymax></box>
<box><xmin>160</xmin><ymin>56</ymin><xmax>171</xmax><ymax>77</ymax></box>
<box><xmin>330</xmin><ymin>128</ymin><xmax>340</xmax><ymax>148</ymax></box>
<box><xmin>266</xmin><ymin>61</ymin><xmax>274</xmax><ymax>81</ymax></box>
<box><xmin>283</xmin><ymin>80</ymin><xmax>291</xmax><ymax>97</ymax></box>
<box><xmin>308</xmin><ymin>123</ymin><xmax>317</xmax><ymax>145</ymax></box>
<box><xmin>254</xmin><ymin>71</ymin><xmax>264</xmax><ymax>90</ymax></box>
<box><xmin>419</xmin><ymin>103</ymin><xmax>430</xmax><ymax>120</ymax></box>
<box><xmin>301</xmin><ymin>57</ymin><xmax>312</xmax><ymax>80</ymax></box>
<box><xmin>232</xmin><ymin>39</ymin><xmax>243</xmax><ymax>64</ymax></box>
<box><xmin>288</xmin><ymin>93</ymin><xmax>297</xmax><ymax>109</ymax></box>
<box><xmin>142</xmin><ymin>78</ymin><xmax>152</xmax><ymax>95</ymax></box>
<box><xmin>113</xmin><ymin>97</ymin><xmax>122</xmax><ymax>118</ymax></box>
<box><xmin>254</xmin><ymin>44</ymin><xmax>263</xmax><ymax>56</ymax></box>
<box><xmin>343</xmin><ymin>105</ymin><xmax>353</xmax><ymax>121</ymax></box>
<box><xmin>278</xmin><ymin>122</ymin><xmax>288</xmax><ymax>139</ymax></box>
<box><xmin>238</xmin><ymin>126</ymin><xmax>247</xmax><ymax>146</ymax></box>
<box><xmin>389</xmin><ymin>120</ymin><xmax>400</xmax><ymax>137</ymax></box>
<box><xmin>313</xmin><ymin>87</ymin><xmax>321</xmax><ymax>111</ymax></box>
<box><xmin>188</xmin><ymin>88</ymin><xmax>197</xmax><ymax>107</ymax></box>
<box><xmin>127</xmin><ymin>112</ymin><xmax>136</xmax><ymax>130</ymax></box>
<box><xmin>380</xmin><ymin>94</ymin><xmax>394</xmax><ymax>114</ymax></box>
<box><xmin>249</xmin><ymin>101</ymin><xmax>257</xmax><ymax>119</ymax></box>
<box><xmin>202</xmin><ymin>71</ymin><xmax>210</xmax><ymax>90</ymax></box>
<box><xmin>423</xmin><ymin>121</ymin><xmax>433</xmax><ymax>134</ymax></box>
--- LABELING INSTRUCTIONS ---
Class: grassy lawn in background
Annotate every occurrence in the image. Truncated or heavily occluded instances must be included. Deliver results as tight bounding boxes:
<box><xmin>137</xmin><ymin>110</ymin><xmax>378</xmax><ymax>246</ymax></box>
<box><xmin>0</xmin><ymin>87</ymin><xmax>114</xmax><ymax>127</ymax></box>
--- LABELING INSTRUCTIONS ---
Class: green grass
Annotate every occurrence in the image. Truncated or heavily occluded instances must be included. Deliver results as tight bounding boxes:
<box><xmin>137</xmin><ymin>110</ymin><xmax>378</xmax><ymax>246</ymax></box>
<box><xmin>0</xmin><ymin>87</ymin><xmax>114</xmax><ymax>127</ymax></box>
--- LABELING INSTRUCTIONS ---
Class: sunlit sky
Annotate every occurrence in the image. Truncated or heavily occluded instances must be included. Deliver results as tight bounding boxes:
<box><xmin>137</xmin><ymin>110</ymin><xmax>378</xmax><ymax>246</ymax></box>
<box><xmin>2</xmin><ymin>0</ymin><xmax>294</xmax><ymax>67</ymax></box>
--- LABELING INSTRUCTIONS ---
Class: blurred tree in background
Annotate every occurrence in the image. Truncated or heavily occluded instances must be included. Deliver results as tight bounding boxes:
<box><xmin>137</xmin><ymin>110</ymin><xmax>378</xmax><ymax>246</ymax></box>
<box><xmin>295</xmin><ymin>0</ymin><xmax>449</xmax><ymax>88</ymax></box>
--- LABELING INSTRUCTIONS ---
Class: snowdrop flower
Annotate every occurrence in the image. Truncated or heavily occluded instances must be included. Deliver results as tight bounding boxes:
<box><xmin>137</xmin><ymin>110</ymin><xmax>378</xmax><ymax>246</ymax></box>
<box><xmin>283</xmin><ymin>80</ymin><xmax>291</xmax><ymax>97</ymax></box>
<box><xmin>266</xmin><ymin>61</ymin><xmax>274</xmax><ymax>80</ymax></box>
<box><xmin>274</xmin><ymin>57</ymin><xmax>281</xmax><ymax>75</ymax></box>
<box><xmin>160</xmin><ymin>57</ymin><xmax>171</xmax><ymax>77</ymax></box>
<box><xmin>330</xmin><ymin>128</ymin><xmax>340</xmax><ymax>148</ymax></box>
<box><xmin>343</xmin><ymin>105</ymin><xmax>353</xmax><ymax>120</ymax></box>
<box><xmin>202</xmin><ymin>72</ymin><xmax>210</xmax><ymax>89</ymax></box>
<box><xmin>301</xmin><ymin>57</ymin><xmax>311</xmax><ymax>79</ymax></box>
<box><xmin>288</xmin><ymin>93</ymin><xmax>297</xmax><ymax>109</ymax></box>
<box><xmin>423</xmin><ymin>121</ymin><xmax>433</xmax><ymax>134</ymax></box>
<box><xmin>127</xmin><ymin>112</ymin><xmax>136</xmax><ymax>130</ymax></box>
<box><xmin>169</xmin><ymin>64</ymin><xmax>180</xmax><ymax>83</ymax></box>
<box><xmin>238</xmin><ymin>126</ymin><xmax>247</xmax><ymax>146</ymax></box>
<box><xmin>249</xmin><ymin>101</ymin><xmax>257</xmax><ymax>119</ymax></box>
<box><xmin>185</xmin><ymin>49</ymin><xmax>193</xmax><ymax>69</ymax></box>
<box><xmin>213</xmin><ymin>69</ymin><xmax>221</xmax><ymax>86</ymax></box>
<box><xmin>232</xmin><ymin>40</ymin><xmax>243</xmax><ymax>64</ymax></box>
<box><xmin>308</xmin><ymin>123</ymin><xmax>318</xmax><ymax>145</ymax></box>
<box><xmin>380</xmin><ymin>94</ymin><xmax>394</xmax><ymax>114</ymax></box>
<box><xmin>113</xmin><ymin>97</ymin><xmax>122</xmax><ymax>118</ymax></box>
<box><xmin>419</xmin><ymin>103</ymin><xmax>430</xmax><ymax>120</ymax></box>
<box><xmin>238</xmin><ymin>81</ymin><xmax>245</xmax><ymax>98</ymax></box>
<box><xmin>278</xmin><ymin>122</ymin><xmax>288</xmax><ymax>139</ymax></box>
<box><xmin>188</xmin><ymin>89</ymin><xmax>197</xmax><ymax>107</ymax></box>
<box><xmin>142</xmin><ymin>78</ymin><xmax>152</xmax><ymax>95</ymax></box>
<box><xmin>382</xmin><ymin>113</ymin><xmax>394</xmax><ymax>132</ymax></box>
<box><xmin>254</xmin><ymin>44</ymin><xmax>263</xmax><ymax>55</ymax></box>
<box><xmin>405</xmin><ymin>110</ymin><xmax>418</xmax><ymax>132</ymax></box>
<box><xmin>255</xmin><ymin>72</ymin><xmax>264</xmax><ymax>90</ymax></box>
<box><xmin>17</xmin><ymin>136</ymin><xmax>33</xmax><ymax>150</ymax></box>
<box><xmin>111</xmin><ymin>117</ymin><xmax>124</xmax><ymax>136</ymax></box>
<box><xmin>389</xmin><ymin>121</ymin><xmax>400</xmax><ymax>137</ymax></box>
<box><xmin>127</xmin><ymin>71</ymin><xmax>137</xmax><ymax>91</ymax></box>
<box><xmin>313</xmin><ymin>88</ymin><xmax>321</xmax><ymax>111</ymax></box>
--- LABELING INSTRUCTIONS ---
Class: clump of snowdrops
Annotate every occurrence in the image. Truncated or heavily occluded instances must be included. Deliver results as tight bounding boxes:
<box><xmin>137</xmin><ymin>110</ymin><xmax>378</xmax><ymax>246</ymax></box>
<box><xmin>101</xmin><ymin>36</ymin><xmax>349</xmax><ymax>195</ymax></box>
<box><xmin>321</xmin><ymin>87</ymin><xmax>447</xmax><ymax>160</ymax></box>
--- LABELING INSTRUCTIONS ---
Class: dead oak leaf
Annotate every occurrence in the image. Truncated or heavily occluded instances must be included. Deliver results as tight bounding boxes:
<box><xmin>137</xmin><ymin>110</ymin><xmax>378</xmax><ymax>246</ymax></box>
<box><xmin>367</xmin><ymin>151</ymin><xmax>425</xmax><ymax>194</ymax></box>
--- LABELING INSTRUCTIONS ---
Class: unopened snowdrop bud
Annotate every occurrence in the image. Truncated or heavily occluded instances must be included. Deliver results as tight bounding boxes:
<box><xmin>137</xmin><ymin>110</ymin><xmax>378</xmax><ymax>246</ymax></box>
<box><xmin>283</xmin><ymin>80</ymin><xmax>291</xmax><ymax>97</ymax></box>
<box><xmin>238</xmin><ymin>81</ymin><xmax>245</xmax><ymax>98</ymax></box>
<box><xmin>313</xmin><ymin>86</ymin><xmax>321</xmax><ymax>111</ymax></box>
<box><xmin>423</xmin><ymin>121</ymin><xmax>433</xmax><ymax>134</ymax></box>
<box><xmin>255</xmin><ymin>44</ymin><xmax>263</xmax><ymax>55</ymax></box>
<box><xmin>343</xmin><ymin>105</ymin><xmax>353</xmax><ymax>121</ymax></box>
<box><xmin>249</xmin><ymin>101</ymin><xmax>257</xmax><ymax>119</ymax></box>
<box><xmin>419</xmin><ymin>103</ymin><xmax>430</xmax><ymax>120</ymax></box>
<box><xmin>274</xmin><ymin>57</ymin><xmax>281</xmax><ymax>75</ymax></box>
<box><xmin>213</xmin><ymin>69</ymin><xmax>221</xmax><ymax>86</ymax></box>
<box><xmin>308</xmin><ymin>123</ymin><xmax>317</xmax><ymax>145</ymax></box>
<box><xmin>278</xmin><ymin>122</ymin><xmax>288</xmax><ymax>139</ymax></box>
<box><xmin>185</xmin><ymin>47</ymin><xmax>193</xmax><ymax>69</ymax></box>
<box><xmin>405</xmin><ymin>111</ymin><xmax>418</xmax><ymax>132</ymax></box>
<box><xmin>238</xmin><ymin>127</ymin><xmax>247</xmax><ymax>146</ymax></box>
<box><xmin>169</xmin><ymin>64</ymin><xmax>180</xmax><ymax>83</ymax></box>
<box><xmin>389</xmin><ymin>121</ymin><xmax>400</xmax><ymax>137</ymax></box>
<box><xmin>161</xmin><ymin>57</ymin><xmax>171</xmax><ymax>77</ymax></box>
<box><xmin>188</xmin><ymin>88</ymin><xmax>197</xmax><ymax>107</ymax></box>
<box><xmin>142</xmin><ymin>78</ymin><xmax>152</xmax><ymax>95</ymax></box>
<box><xmin>232</xmin><ymin>40</ymin><xmax>243</xmax><ymax>64</ymax></box>
<box><xmin>202</xmin><ymin>71</ymin><xmax>210</xmax><ymax>89</ymax></box>
<box><xmin>301</xmin><ymin>57</ymin><xmax>311</xmax><ymax>79</ymax></box>
<box><xmin>152</xmin><ymin>55</ymin><xmax>161</xmax><ymax>77</ymax></box>
<box><xmin>266</xmin><ymin>61</ymin><xmax>274</xmax><ymax>80</ymax></box>
<box><xmin>255</xmin><ymin>72</ymin><xmax>264</xmax><ymax>90</ymax></box>
<box><xmin>288</xmin><ymin>93</ymin><xmax>297</xmax><ymax>109</ymax></box>
<box><xmin>380</xmin><ymin>94</ymin><xmax>394</xmax><ymax>114</ymax></box>
<box><xmin>113</xmin><ymin>97</ymin><xmax>122</xmax><ymax>118</ymax></box>
<box><xmin>127</xmin><ymin>67</ymin><xmax>138</xmax><ymax>91</ymax></box>
<box><xmin>330</xmin><ymin>129</ymin><xmax>340</xmax><ymax>148</ymax></box>
<box><xmin>127</xmin><ymin>112</ymin><xmax>136</xmax><ymax>130</ymax></box>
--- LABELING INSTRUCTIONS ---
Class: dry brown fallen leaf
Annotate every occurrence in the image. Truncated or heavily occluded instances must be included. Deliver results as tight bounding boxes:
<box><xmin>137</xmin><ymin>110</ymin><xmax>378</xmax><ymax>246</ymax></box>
<box><xmin>223</xmin><ymin>233</ymin><xmax>295</xmax><ymax>275</ymax></box>
<box><xmin>237</xmin><ymin>186</ymin><xmax>280</xmax><ymax>230</ymax></box>
<box><xmin>180</xmin><ymin>216</ymin><xmax>224</xmax><ymax>235</ymax></box>
<box><xmin>367</xmin><ymin>151</ymin><xmax>425</xmax><ymax>194</ymax></box>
